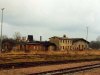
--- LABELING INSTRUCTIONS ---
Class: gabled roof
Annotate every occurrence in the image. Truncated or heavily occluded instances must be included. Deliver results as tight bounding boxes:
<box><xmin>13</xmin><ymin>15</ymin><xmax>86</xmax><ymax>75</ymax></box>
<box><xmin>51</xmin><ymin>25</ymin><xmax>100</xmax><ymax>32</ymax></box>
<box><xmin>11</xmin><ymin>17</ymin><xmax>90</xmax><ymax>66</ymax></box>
<box><xmin>50</xmin><ymin>36</ymin><xmax>89</xmax><ymax>44</ymax></box>
<box><xmin>70</xmin><ymin>38</ymin><xmax>89</xmax><ymax>44</ymax></box>
<box><xmin>50</xmin><ymin>36</ymin><xmax>69</xmax><ymax>40</ymax></box>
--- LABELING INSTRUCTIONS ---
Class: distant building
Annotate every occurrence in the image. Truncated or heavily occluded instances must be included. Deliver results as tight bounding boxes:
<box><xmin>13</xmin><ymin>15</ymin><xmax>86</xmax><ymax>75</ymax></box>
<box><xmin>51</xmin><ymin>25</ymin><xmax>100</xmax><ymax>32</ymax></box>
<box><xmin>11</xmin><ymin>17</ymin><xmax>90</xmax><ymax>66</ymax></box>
<box><xmin>18</xmin><ymin>35</ymin><xmax>56</xmax><ymax>52</ymax></box>
<box><xmin>2</xmin><ymin>39</ymin><xmax>16</xmax><ymax>52</ymax></box>
<box><xmin>2</xmin><ymin>35</ymin><xmax>89</xmax><ymax>52</ymax></box>
<box><xmin>49</xmin><ymin>35</ymin><xmax>89</xmax><ymax>51</ymax></box>
<box><xmin>71</xmin><ymin>38</ymin><xmax>89</xmax><ymax>50</ymax></box>
<box><xmin>19</xmin><ymin>41</ymin><xmax>56</xmax><ymax>52</ymax></box>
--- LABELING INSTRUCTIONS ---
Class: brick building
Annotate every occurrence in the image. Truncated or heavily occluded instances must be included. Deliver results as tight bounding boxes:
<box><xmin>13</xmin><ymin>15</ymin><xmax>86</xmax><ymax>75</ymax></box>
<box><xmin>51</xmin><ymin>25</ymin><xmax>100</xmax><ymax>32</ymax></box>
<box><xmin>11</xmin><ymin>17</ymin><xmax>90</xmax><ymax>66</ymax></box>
<box><xmin>18</xmin><ymin>35</ymin><xmax>57</xmax><ymax>52</ymax></box>
<box><xmin>19</xmin><ymin>41</ymin><xmax>56</xmax><ymax>52</ymax></box>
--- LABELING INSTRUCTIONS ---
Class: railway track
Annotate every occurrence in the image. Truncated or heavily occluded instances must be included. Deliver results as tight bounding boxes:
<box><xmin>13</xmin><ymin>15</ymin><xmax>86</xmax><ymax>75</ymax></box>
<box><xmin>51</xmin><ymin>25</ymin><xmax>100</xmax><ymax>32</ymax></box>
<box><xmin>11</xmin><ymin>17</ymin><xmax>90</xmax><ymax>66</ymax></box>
<box><xmin>29</xmin><ymin>63</ymin><xmax>100</xmax><ymax>75</ymax></box>
<box><xmin>0</xmin><ymin>58</ymin><xmax>100</xmax><ymax>70</ymax></box>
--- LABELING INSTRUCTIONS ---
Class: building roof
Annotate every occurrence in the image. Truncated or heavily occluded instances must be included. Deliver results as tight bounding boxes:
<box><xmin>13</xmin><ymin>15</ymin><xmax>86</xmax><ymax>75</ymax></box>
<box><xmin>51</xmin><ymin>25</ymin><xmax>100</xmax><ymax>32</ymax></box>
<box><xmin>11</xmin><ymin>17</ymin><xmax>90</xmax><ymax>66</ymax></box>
<box><xmin>50</xmin><ymin>36</ymin><xmax>89</xmax><ymax>44</ymax></box>
<box><xmin>50</xmin><ymin>36</ymin><xmax>69</xmax><ymax>40</ymax></box>
<box><xmin>26</xmin><ymin>41</ymin><xmax>56</xmax><ymax>47</ymax></box>
<box><xmin>70</xmin><ymin>38</ymin><xmax>89</xmax><ymax>44</ymax></box>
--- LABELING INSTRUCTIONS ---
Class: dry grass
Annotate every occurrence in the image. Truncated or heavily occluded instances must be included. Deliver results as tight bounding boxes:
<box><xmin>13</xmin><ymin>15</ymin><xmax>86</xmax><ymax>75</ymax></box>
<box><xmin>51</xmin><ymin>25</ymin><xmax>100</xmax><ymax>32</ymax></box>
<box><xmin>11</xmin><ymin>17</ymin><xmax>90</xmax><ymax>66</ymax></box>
<box><xmin>0</xmin><ymin>49</ymin><xmax>100</xmax><ymax>64</ymax></box>
<box><xmin>5</xmin><ymin>49</ymin><xmax>100</xmax><ymax>55</ymax></box>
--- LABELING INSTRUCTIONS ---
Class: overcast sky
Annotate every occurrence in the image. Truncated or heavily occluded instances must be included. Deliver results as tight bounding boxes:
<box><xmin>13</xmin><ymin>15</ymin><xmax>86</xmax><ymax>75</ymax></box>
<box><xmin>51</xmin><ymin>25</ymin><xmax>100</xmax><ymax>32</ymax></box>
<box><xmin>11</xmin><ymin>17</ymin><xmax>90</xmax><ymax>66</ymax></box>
<box><xmin>0</xmin><ymin>0</ymin><xmax>100</xmax><ymax>41</ymax></box>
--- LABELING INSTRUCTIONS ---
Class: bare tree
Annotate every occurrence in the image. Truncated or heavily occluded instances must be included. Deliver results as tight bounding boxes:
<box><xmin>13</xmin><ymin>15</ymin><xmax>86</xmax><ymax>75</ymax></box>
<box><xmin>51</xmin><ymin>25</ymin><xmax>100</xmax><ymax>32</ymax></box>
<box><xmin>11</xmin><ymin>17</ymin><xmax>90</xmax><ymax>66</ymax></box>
<box><xmin>13</xmin><ymin>32</ymin><xmax>21</xmax><ymax>41</ymax></box>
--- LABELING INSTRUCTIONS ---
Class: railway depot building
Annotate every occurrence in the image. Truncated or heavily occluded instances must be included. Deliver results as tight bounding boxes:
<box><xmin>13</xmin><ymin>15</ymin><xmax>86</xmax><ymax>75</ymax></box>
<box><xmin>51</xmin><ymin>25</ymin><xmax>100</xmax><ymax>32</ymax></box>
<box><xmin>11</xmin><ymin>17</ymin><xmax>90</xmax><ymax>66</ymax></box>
<box><xmin>2</xmin><ymin>35</ymin><xmax>89</xmax><ymax>52</ymax></box>
<box><xmin>49</xmin><ymin>35</ymin><xmax>89</xmax><ymax>51</ymax></box>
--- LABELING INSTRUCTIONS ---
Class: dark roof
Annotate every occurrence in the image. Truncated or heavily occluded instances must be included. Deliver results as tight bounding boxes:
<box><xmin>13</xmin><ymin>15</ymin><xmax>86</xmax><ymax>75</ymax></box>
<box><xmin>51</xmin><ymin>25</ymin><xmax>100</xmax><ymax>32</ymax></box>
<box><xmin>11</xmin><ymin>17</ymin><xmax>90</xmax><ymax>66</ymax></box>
<box><xmin>41</xmin><ymin>41</ymin><xmax>56</xmax><ymax>46</ymax></box>
<box><xmin>2</xmin><ymin>39</ymin><xmax>16</xmax><ymax>44</ymax></box>
<box><xmin>50</xmin><ymin>36</ymin><xmax>69</xmax><ymax>40</ymax></box>
<box><xmin>26</xmin><ymin>41</ymin><xmax>56</xmax><ymax>47</ymax></box>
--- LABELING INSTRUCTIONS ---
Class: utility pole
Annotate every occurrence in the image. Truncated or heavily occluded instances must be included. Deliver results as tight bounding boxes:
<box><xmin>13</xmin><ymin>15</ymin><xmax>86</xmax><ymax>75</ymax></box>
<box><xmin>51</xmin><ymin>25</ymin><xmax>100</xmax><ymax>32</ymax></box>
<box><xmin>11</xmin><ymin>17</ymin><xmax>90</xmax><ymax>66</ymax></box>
<box><xmin>0</xmin><ymin>8</ymin><xmax>5</xmax><ymax>53</ymax></box>
<box><xmin>86</xmin><ymin>26</ymin><xmax>88</xmax><ymax>40</ymax></box>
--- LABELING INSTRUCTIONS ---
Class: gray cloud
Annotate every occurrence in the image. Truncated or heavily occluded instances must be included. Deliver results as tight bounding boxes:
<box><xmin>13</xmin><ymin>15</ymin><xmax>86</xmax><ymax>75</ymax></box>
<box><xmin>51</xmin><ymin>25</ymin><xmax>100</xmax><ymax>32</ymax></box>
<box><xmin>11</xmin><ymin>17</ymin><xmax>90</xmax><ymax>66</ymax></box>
<box><xmin>0</xmin><ymin>0</ymin><xmax>100</xmax><ymax>41</ymax></box>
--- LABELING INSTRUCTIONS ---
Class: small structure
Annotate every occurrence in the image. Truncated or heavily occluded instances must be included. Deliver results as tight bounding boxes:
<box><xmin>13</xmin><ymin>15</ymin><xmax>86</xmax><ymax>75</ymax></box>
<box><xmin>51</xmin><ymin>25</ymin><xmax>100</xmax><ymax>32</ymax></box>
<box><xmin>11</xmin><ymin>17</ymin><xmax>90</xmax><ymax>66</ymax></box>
<box><xmin>19</xmin><ymin>35</ymin><xmax>57</xmax><ymax>52</ymax></box>
<box><xmin>71</xmin><ymin>38</ymin><xmax>89</xmax><ymax>50</ymax></box>
<box><xmin>19</xmin><ymin>41</ymin><xmax>56</xmax><ymax>52</ymax></box>
<box><xmin>2</xmin><ymin>39</ymin><xmax>16</xmax><ymax>52</ymax></box>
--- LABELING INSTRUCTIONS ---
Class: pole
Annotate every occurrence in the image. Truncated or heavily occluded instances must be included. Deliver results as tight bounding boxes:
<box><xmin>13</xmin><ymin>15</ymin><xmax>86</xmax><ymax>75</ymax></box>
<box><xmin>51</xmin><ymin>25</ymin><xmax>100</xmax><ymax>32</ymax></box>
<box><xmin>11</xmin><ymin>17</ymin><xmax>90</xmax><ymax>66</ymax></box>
<box><xmin>0</xmin><ymin>8</ymin><xmax>4</xmax><ymax>53</ymax></box>
<box><xmin>86</xmin><ymin>26</ymin><xmax>88</xmax><ymax>40</ymax></box>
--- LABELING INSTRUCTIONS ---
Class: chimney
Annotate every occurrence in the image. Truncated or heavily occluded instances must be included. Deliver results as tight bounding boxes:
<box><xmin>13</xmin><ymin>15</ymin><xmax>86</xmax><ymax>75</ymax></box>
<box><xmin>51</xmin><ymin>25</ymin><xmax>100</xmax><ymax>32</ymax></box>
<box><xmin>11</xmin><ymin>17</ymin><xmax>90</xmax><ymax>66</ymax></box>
<box><xmin>40</xmin><ymin>36</ymin><xmax>42</xmax><ymax>41</ymax></box>
<box><xmin>28</xmin><ymin>35</ymin><xmax>33</xmax><ymax>42</ymax></box>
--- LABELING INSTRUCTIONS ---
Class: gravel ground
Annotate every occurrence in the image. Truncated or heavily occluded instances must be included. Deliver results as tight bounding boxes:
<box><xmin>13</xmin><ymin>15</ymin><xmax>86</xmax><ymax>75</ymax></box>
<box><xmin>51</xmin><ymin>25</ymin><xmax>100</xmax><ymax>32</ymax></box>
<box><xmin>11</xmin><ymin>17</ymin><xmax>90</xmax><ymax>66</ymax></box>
<box><xmin>63</xmin><ymin>68</ymin><xmax>100</xmax><ymax>75</ymax></box>
<box><xmin>0</xmin><ymin>61</ymin><xmax>100</xmax><ymax>75</ymax></box>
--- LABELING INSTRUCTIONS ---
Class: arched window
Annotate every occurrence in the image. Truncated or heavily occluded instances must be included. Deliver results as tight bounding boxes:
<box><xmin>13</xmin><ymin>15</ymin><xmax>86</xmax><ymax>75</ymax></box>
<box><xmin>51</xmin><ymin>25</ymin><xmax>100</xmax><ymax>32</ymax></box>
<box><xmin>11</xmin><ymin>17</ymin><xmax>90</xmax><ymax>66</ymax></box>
<box><xmin>79</xmin><ymin>45</ymin><xmax>80</xmax><ymax>50</ymax></box>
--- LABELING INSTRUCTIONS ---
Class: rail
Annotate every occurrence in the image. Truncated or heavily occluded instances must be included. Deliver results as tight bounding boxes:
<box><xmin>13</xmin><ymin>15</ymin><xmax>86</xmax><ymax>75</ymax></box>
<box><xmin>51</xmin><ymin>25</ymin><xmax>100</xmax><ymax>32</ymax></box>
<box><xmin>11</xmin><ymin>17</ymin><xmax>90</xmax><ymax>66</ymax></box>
<box><xmin>0</xmin><ymin>58</ymin><xmax>100</xmax><ymax>70</ymax></box>
<box><xmin>29</xmin><ymin>63</ymin><xmax>100</xmax><ymax>75</ymax></box>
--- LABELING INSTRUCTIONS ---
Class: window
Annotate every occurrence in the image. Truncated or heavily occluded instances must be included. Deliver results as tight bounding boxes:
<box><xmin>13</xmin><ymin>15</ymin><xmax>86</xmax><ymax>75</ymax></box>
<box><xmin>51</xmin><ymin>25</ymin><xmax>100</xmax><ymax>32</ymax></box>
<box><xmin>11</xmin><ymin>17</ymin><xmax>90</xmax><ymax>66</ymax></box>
<box><xmin>66</xmin><ymin>40</ymin><xmax>67</xmax><ymax>43</ymax></box>
<box><xmin>70</xmin><ymin>46</ymin><xmax>71</xmax><ymax>50</ymax></box>
<box><xmin>62</xmin><ymin>40</ymin><xmax>63</xmax><ymax>43</ymax></box>
<box><xmin>85</xmin><ymin>45</ymin><xmax>87</xmax><ymax>48</ymax></box>
<box><xmin>69</xmin><ymin>40</ymin><xmax>70</xmax><ymax>43</ymax></box>
<box><xmin>63</xmin><ymin>46</ymin><xmax>64</xmax><ymax>49</ymax></box>
<box><xmin>82</xmin><ymin>45</ymin><xmax>84</xmax><ymax>50</ymax></box>
<box><xmin>79</xmin><ymin>45</ymin><xmax>80</xmax><ymax>49</ymax></box>
<box><xmin>33</xmin><ymin>46</ymin><xmax>35</xmax><ymax>50</ymax></box>
<box><xmin>68</xmin><ymin>46</ymin><xmax>69</xmax><ymax>49</ymax></box>
<box><xmin>68</xmin><ymin>40</ymin><xmax>69</xmax><ymax>44</ymax></box>
<box><xmin>63</xmin><ymin>40</ymin><xmax>64</xmax><ymax>43</ymax></box>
